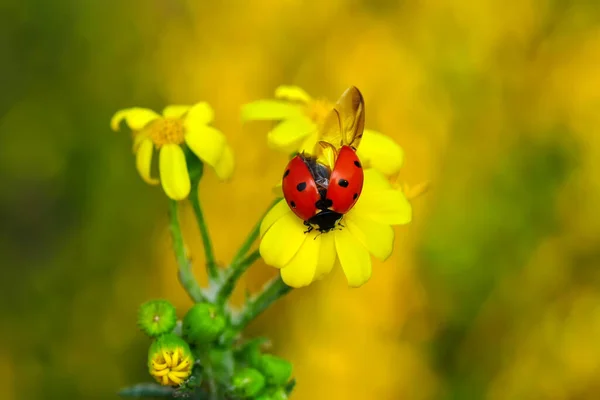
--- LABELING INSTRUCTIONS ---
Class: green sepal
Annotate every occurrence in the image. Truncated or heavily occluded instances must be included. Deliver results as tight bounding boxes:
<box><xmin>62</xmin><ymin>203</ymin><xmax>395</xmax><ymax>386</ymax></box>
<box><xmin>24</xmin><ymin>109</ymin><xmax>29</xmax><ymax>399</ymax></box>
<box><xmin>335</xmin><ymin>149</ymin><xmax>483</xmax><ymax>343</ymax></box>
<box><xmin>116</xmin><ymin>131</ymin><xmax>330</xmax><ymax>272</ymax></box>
<box><xmin>137</xmin><ymin>299</ymin><xmax>177</xmax><ymax>338</ymax></box>
<box><xmin>184</xmin><ymin>146</ymin><xmax>204</xmax><ymax>184</ymax></box>
<box><xmin>257</xmin><ymin>354</ymin><xmax>292</xmax><ymax>386</ymax></box>
<box><xmin>182</xmin><ymin>303</ymin><xmax>226</xmax><ymax>345</ymax></box>
<box><xmin>232</xmin><ymin>368</ymin><xmax>266</xmax><ymax>397</ymax></box>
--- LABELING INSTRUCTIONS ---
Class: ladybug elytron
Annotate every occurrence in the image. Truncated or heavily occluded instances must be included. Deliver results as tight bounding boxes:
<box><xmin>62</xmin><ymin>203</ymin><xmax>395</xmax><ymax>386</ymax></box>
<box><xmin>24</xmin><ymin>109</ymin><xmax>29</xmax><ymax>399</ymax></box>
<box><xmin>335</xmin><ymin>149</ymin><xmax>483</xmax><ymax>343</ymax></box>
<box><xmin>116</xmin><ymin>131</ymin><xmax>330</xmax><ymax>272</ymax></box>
<box><xmin>282</xmin><ymin>86</ymin><xmax>366</xmax><ymax>233</ymax></box>
<box><xmin>282</xmin><ymin>146</ymin><xmax>364</xmax><ymax>233</ymax></box>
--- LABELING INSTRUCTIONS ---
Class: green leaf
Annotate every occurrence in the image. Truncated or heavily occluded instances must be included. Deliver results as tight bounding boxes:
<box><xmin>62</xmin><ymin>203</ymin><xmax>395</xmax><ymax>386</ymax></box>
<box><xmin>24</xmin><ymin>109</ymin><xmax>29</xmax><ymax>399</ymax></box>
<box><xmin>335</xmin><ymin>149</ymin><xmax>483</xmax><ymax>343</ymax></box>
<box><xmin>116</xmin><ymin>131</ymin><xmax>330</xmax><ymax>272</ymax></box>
<box><xmin>118</xmin><ymin>382</ymin><xmax>174</xmax><ymax>398</ymax></box>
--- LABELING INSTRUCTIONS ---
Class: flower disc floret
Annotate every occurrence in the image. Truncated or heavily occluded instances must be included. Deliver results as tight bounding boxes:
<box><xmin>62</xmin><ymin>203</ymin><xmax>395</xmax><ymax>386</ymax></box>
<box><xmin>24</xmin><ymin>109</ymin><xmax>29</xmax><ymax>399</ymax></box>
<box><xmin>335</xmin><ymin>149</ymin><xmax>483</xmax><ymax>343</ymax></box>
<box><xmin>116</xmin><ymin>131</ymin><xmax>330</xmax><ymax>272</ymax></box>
<box><xmin>148</xmin><ymin>333</ymin><xmax>193</xmax><ymax>386</ymax></box>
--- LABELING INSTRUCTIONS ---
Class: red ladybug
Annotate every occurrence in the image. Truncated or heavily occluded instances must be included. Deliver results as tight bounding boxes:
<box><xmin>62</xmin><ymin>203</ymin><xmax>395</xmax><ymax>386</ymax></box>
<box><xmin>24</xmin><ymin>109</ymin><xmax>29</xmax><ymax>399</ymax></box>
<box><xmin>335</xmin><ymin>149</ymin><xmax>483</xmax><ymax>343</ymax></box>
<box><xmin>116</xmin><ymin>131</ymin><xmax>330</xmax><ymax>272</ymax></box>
<box><xmin>282</xmin><ymin>145</ymin><xmax>364</xmax><ymax>233</ymax></box>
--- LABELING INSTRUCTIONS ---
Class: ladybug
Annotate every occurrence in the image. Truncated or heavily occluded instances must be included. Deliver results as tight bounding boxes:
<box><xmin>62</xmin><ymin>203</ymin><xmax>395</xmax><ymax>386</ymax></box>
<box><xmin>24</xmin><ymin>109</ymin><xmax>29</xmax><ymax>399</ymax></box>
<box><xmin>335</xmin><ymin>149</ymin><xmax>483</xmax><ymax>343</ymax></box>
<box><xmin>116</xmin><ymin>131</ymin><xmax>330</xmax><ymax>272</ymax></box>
<box><xmin>281</xmin><ymin>86</ymin><xmax>366</xmax><ymax>233</ymax></box>
<box><xmin>282</xmin><ymin>145</ymin><xmax>364</xmax><ymax>233</ymax></box>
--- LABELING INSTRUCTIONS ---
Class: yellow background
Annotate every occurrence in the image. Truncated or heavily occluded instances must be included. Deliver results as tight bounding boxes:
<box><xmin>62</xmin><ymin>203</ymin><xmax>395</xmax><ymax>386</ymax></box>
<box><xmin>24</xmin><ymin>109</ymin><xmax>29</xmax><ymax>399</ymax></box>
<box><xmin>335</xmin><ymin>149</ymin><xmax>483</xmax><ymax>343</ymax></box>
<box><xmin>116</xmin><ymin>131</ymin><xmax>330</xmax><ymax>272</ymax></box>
<box><xmin>2</xmin><ymin>0</ymin><xmax>600</xmax><ymax>399</ymax></box>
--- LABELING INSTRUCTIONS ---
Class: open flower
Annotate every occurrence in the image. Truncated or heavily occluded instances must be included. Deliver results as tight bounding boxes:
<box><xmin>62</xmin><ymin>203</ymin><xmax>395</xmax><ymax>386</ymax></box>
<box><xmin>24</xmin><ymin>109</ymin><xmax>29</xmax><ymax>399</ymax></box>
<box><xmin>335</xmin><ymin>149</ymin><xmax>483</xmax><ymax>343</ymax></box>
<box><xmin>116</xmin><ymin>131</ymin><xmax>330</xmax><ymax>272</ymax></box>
<box><xmin>242</xmin><ymin>85</ymin><xmax>404</xmax><ymax>176</ymax></box>
<box><xmin>148</xmin><ymin>333</ymin><xmax>194</xmax><ymax>386</ymax></box>
<box><xmin>259</xmin><ymin>169</ymin><xmax>412</xmax><ymax>288</ymax></box>
<box><xmin>111</xmin><ymin>103</ymin><xmax>234</xmax><ymax>200</ymax></box>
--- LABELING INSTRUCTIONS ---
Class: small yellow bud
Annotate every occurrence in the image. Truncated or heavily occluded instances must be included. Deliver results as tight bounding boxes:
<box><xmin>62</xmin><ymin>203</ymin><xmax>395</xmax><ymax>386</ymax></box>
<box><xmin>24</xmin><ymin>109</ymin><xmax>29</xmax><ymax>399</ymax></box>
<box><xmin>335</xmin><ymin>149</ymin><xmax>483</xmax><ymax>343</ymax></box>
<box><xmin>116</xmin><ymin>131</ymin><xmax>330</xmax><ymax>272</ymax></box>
<box><xmin>147</xmin><ymin>333</ymin><xmax>193</xmax><ymax>386</ymax></box>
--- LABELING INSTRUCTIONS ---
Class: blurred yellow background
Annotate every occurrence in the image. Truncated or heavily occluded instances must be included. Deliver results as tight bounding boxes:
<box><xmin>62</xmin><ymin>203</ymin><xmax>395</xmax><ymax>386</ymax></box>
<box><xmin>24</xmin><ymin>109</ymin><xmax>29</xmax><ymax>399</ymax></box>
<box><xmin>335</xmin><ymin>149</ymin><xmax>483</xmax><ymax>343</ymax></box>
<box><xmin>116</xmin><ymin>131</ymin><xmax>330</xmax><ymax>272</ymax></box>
<box><xmin>2</xmin><ymin>0</ymin><xmax>600</xmax><ymax>399</ymax></box>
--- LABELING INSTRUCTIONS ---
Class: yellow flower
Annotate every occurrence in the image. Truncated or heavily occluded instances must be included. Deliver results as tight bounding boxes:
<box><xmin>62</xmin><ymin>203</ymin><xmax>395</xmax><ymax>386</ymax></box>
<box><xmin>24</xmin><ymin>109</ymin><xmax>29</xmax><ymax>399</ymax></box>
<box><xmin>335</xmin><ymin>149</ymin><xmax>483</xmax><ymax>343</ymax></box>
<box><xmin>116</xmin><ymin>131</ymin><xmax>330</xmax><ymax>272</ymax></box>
<box><xmin>242</xmin><ymin>85</ymin><xmax>404</xmax><ymax>176</ymax></box>
<box><xmin>148</xmin><ymin>333</ymin><xmax>194</xmax><ymax>386</ymax></box>
<box><xmin>259</xmin><ymin>169</ymin><xmax>412</xmax><ymax>288</ymax></box>
<box><xmin>111</xmin><ymin>103</ymin><xmax>234</xmax><ymax>200</ymax></box>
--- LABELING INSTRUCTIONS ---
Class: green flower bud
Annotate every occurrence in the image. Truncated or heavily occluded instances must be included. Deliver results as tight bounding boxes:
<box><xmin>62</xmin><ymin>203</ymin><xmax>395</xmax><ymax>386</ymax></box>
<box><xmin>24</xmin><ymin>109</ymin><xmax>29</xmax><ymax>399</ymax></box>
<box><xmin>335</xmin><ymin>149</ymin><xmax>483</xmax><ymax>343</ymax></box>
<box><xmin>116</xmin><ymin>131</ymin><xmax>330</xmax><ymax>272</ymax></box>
<box><xmin>232</xmin><ymin>368</ymin><xmax>266</xmax><ymax>397</ymax></box>
<box><xmin>148</xmin><ymin>333</ymin><xmax>194</xmax><ymax>386</ymax></box>
<box><xmin>182</xmin><ymin>303</ymin><xmax>226</xmax><ymax>344</ymax></box>
<box><xmin>138</xmin><ymin>299</ymin><xmax>177</xmax><ymax>338</ymax></box>
<box><xmin>236</xmin><ymin>337</ymin><xmax>270</xmax><ymax>368</ymax></box>
<box><xmin>254</xmin><ymin>388</ymin><xmax>288</xmax><ymax>400</ymax></box>
<box><xmin>269</xmin><ymin>388</ymin><xmax>289</xmax><ymax>400</ymax></box>
<box><xmin>258</xmin><ymin>354</ymin><xmax>292</xmax><ymax>386</ymax></box>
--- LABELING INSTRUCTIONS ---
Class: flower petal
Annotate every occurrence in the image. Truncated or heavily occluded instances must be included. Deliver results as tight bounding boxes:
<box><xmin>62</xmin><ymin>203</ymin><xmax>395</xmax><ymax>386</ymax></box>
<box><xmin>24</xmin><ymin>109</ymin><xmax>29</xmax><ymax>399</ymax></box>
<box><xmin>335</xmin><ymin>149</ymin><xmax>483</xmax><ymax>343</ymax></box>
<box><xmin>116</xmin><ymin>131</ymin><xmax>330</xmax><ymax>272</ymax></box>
<box><xmin>345</xmin><ymin>212</ymin><xmax>394</xmax><ymax>261</ymax></box>
<box><xmin>363</xmin><ymin>168</ymin><xmax>393</xmax><ymax>191</ymax></box>
<box><xmin>159</xmin><ymin>144</ymin><xmax>191</xmax><ymax>200</ymax></box>
<box><xmin>241</xmin><ymin>100</ymin><xmax>303</xmax><ymax>121</ymax></box>
<box><xmin>353</xmin><ymin>188</ymin><xmax>412</xmax><ymax>226</ymax></box>
<box><xmin>298</xmin><ymin>131</ymin><xmax>319</xmax><ymax>154</ymax></box>
<box><xmin>185</xmin><ymin>102</ymin><xmax>214</xmax><ymax>125</ymax></box>
<box><xmin>260</xmin><ymin>199</ymin><xmax>290</xmax><ymax>237</ymax></box>
<box><xmin>111</xmin><ymin>108</ymin><xmax>160</xmax><ymax>131</ymax></box>
<box><xmin>272</xmin><ymin>181</ymin><xmax>283</xmax><ymax>197</ymax></box>
<box><xmin>260</xmin><ymin>211</ymin><xmax>307</xmax><ymax>268</ymax></box>
<box><xmin>163</xmin><ymin>105</ymin><xmax>191</xmax><ymax>118</ymax></box>
<box><xmin>314</xmin><ymin>231</ymin><xmax>336</xmax><ymax>280</ymax></box>
<box><xmin>184</xmin><ymin>126</ymin><xmax>226</xmax><ymax>167</ymax></box>
<box><xmin>280</xmin><ymin>231</ymin><xmax>320</xmax><ymax>287</ymax></box>
<box><xmin>335</xmin><ymin>227</ymin><xmax>372</xmax><ymax>287</ymax></box>
<box><xmin>356</xmin><ymin>130</ymin><xmax>404</xmax><ymax>176</ymax></box>
<box><xmin>274</xmin><ymin>85</ymin><xmax>312</xmax><ymax>103</ymax></box>
<box><xmin>214</xmin><ymin>145</ymin><xmax>234</xmax><ymax>180</ymax></box>
<box><xmin>136</xmin><ymin>138</ymin><xmax>159</xmax><ymax>185</ymax></box>
<box><xmin>267</xmin><ymin>117</ymin><xmax>315</xmax><ymax>150</ymax></box>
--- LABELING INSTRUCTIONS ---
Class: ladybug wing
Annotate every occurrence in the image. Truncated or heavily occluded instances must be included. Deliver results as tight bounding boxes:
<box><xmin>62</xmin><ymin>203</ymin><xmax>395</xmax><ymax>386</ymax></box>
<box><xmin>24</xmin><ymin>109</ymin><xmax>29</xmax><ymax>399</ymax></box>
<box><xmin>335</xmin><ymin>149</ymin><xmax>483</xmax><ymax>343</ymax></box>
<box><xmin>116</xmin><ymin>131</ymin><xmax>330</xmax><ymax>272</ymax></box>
<box><xmin>282</xmin><ymin>155</ymin><xmax>320</xmax><ymax>221</ymax></box>
<box><xmin>326</xmin><ymin>146</ymin><xmax>364</xmax><ymax>214</ymax></box>
<box><xmin>319</xmin><ymin>86</ymin><xmax>365</xmax><ymax>150</ymax></box>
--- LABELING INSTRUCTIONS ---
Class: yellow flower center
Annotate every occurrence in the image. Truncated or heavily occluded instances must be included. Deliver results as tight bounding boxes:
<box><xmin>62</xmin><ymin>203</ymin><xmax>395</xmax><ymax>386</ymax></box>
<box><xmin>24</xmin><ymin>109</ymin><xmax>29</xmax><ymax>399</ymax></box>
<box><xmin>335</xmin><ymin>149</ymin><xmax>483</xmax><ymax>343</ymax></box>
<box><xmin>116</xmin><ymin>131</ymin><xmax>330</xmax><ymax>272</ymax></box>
<box><xmin>304</xmin><ymin>98</ymin><xmax>334</xmax><ymax>124</ymax></box>
<box><xmin>150</xmin><ymin>348</ymin><xmax>193</xmax><ymax>386</ymax></box>
<box><xmin>148</xmin><ymin>118</ymin><xmax>185</xmax><ymax>147</ymax></box>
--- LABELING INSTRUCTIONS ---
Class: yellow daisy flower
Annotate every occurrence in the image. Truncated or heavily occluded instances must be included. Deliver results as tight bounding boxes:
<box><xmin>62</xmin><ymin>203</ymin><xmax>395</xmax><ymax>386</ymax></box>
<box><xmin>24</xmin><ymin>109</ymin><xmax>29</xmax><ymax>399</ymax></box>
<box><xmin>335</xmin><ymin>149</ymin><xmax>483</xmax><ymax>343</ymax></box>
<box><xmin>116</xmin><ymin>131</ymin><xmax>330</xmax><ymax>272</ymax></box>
<box><xmin>111</xmin><ymin>103</ymin><xmax>234</xmax><ymax>200</ymax></box>
<box><xmin>259</xmin><ymin>169</ymin><xmax>412</xmax><ymax>288</ymax></box>
<box><xmin>241</xmin><ymin>85</ymin><xmax>404</xmax><ymax>176</ymax></box>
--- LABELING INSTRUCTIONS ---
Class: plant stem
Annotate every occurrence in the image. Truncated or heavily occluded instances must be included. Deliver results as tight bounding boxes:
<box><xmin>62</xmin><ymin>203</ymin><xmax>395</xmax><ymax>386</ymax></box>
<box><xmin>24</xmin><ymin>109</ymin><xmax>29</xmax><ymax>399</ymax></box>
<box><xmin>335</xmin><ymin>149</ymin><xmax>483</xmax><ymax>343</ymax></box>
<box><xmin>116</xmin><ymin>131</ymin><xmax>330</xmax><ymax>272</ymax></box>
<box><xmin>230</xmin><ymin>198</ymin><xmax>280</xmax><ymax>266</ymax></box>
<box><xmin>168</xmin><ymin>200</ymin><xmax>206</xmax><ymax>303</ymax></box>
<box><xmin>233</xmin><ymin>276</ymin><xmax>292</xmax><ymax>331</ymax></box>
<box><xmin>216</xmin><ymin>250</ymin><xmax>261</xmax><ymax>306</ymax></box>
<box><xmin>216</xmin><ymin>198</ymin><xmax>281</xmax><ymax>306</ymax></box>
<box><xmin>189</xmin><ymin>181</ymin><xmax>219</xmax><ymax>281</ymax></box>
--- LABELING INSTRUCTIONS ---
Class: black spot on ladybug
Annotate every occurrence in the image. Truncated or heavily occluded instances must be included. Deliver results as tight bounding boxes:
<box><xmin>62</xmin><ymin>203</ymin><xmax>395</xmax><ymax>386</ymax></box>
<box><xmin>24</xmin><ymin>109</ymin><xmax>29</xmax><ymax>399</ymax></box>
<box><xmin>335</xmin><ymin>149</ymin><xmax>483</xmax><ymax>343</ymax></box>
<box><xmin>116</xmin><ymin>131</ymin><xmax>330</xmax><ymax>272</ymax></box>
<box><xmin>290</xmin><ymin>201</ymin><xmax>296</xmax><ymax>208</ymax></box>
<box><xmin>296</xmin><ymin>182</ymin><xmax>307</xmax><ymax>192</ymax></box>
<box><xmin>338</xmin><ymin>179</ymin><xmax>349</xmax><ymax>188</ymax></box>
<box><xmin>354</xmin><ymin>160</ymin><xmax>361</xmax><ymax>168</ymax></box>
<box><xmin>283</xmin><ymin>169</ymin><xmax>290</xmax><ymax>178</ymax></box>
<box><xmin>353</xmin><ymin>193</ymin><xmax>358</xmax><ymax>200</ymax></box>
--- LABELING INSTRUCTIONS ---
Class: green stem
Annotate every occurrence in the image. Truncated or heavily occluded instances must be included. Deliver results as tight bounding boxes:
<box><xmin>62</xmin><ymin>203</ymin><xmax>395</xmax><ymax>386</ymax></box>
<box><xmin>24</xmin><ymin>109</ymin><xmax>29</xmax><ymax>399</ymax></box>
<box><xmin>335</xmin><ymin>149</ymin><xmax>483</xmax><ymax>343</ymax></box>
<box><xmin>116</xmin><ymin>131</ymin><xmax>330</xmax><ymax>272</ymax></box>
<box><xmin>216</xmin><ymin>250</ymin><xmax>261</xmax><ymax>306</ymax></box>
<box><xmin>216</xmin><ymin>198</ymin><xmax>281</xmax><ymax>306</ymax></box>
<box><xmin>230</xmin><ymin>198</ymin><xmax>280</xmax><ymax>266</ymax></box>
<box><xmin>189</xmin><ymin>180</ymin><xmax>219</xmax><ymax>281</ymax></box>
<box><xmin>168</xmin><ymin>200</ymin><xmax>205</xmax><ymax>303</ymax></box>
<box><xmin>233</xmin><ymin>276</ymin><xmax>292</xmax><ymax>331</ymax></box>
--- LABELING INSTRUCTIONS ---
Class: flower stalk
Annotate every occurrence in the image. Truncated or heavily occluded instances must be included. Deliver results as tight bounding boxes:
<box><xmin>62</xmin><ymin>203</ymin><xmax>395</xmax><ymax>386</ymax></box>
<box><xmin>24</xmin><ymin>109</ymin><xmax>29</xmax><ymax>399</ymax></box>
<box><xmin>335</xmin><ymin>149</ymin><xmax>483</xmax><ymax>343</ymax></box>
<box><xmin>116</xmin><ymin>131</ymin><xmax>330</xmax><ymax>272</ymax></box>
<box><xmin>168</xmin><ymin>199</ymin><xmax>206</xmax><ymax>303</ymax></box>
<box><xmin>189</xmin><ymin>177</ymin><xmax>219</xmax><ymax>281</ymax></box>
<box><xmin>233</xmin><ymin>276</ymin><xmax>292</xmax><ymax>331</ymax></box>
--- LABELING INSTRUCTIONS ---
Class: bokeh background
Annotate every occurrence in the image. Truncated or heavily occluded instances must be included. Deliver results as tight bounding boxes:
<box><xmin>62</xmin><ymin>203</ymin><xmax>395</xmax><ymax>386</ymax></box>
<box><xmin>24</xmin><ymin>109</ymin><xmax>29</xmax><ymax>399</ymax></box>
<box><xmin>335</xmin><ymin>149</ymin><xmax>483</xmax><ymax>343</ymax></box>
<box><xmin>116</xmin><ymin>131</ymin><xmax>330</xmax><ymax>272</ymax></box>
<box><xmin>2</xmin><ymin>0</ymin><xmax>600</xmax><ymax>398</ymax></box>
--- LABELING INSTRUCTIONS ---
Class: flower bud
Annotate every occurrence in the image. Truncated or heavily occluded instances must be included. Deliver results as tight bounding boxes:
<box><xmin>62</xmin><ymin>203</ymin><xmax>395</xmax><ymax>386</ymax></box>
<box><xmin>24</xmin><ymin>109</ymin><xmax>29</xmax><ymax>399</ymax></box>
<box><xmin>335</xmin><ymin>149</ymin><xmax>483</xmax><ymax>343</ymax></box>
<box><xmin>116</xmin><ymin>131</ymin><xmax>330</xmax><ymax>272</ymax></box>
<box><xmin>258</xmin><ymin>354</ymin><xmax>292</xmax><ymax>386</ymax></box>
<box><xmin>148</xmin><ymin>333</ymin><xmax>194</xmax><ymax>386</ymax></box>
<box><xmin>137</xmin><ymin>299</ymin><xmax>177</xmax><ymax>338</ymax></box>
<box><xmin>182</xmin><ymin>303</ymin><xmax>226</xmax><ymax>344</ymax></box>
<box><xmin>232</xmin><ymin>368</ymin><xmax>265</xmax><ymax>397</ymax></box>
<box><xmin>255</xmin><ymin>388</ymin><xmax>288</xmax><ymax>400</ymax></box>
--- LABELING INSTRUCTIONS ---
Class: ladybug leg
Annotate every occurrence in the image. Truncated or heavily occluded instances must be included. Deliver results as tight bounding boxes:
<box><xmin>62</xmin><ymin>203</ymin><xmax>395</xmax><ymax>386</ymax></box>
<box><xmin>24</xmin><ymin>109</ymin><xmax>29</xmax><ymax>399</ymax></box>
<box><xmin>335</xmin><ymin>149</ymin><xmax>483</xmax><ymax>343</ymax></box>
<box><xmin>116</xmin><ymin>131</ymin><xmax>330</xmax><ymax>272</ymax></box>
<box><xmin>303</xmin><ymin>221</ymin><xmax>314</xmax><ymax>234</ymax></box>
